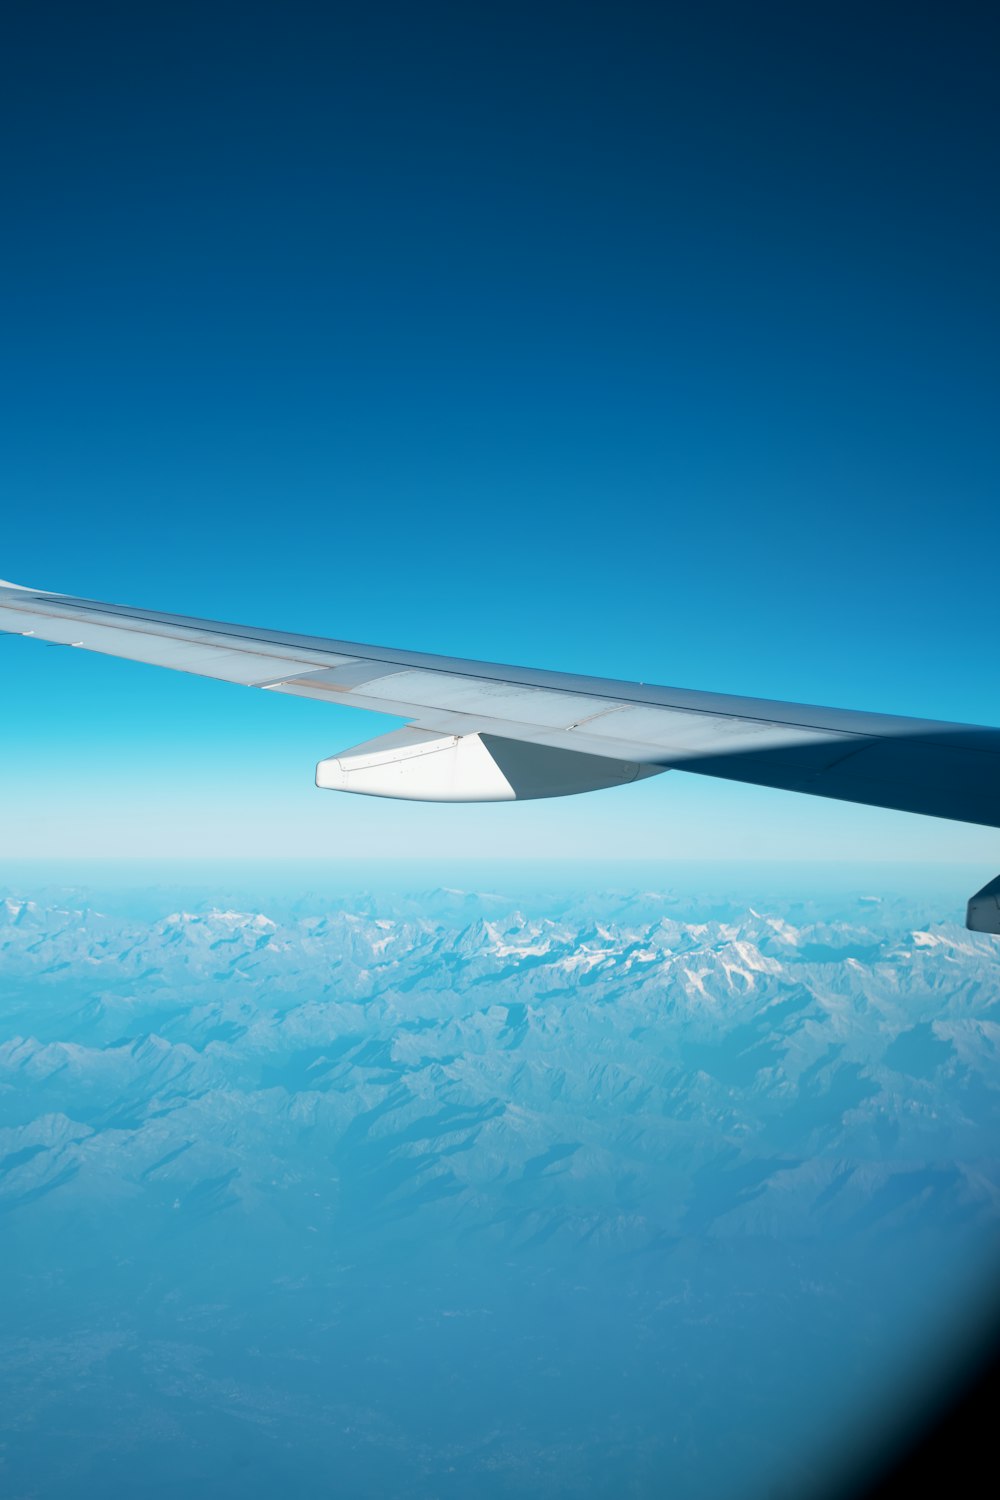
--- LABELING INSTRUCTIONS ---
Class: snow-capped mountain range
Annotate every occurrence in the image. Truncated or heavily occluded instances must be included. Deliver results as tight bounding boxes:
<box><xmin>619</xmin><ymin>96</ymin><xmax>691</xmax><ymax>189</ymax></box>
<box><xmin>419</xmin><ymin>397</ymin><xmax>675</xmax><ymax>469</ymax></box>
<box><xmin>2</xmin><ymin>882</ymin><xmax>999</xmax><ymax>1499</ymax></box>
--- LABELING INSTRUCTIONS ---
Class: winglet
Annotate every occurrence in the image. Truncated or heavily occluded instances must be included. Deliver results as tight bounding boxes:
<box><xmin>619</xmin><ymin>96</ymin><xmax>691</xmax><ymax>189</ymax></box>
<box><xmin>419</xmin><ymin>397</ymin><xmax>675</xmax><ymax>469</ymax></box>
<box><xmin>967</xmin><ymin>875</ymin><xmax>1000</xmax><ymax>933</ymax></box>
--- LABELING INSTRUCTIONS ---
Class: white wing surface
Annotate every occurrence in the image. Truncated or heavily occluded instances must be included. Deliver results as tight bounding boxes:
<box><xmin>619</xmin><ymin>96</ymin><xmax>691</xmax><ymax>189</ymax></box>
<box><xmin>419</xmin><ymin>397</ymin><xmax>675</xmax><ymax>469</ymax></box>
<box><xmin>2</xmin><ymin>577</ymin><xmax>1000</xmax><ymax>831</ymax></box>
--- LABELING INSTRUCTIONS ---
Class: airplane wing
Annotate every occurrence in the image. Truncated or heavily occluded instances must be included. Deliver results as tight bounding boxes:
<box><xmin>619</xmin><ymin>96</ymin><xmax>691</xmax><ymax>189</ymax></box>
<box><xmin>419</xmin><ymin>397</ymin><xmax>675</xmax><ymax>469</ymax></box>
<box><xmin>2</xmin><ymin>576</ymin><xmax>999</xmax><ymax>927</ymax></box>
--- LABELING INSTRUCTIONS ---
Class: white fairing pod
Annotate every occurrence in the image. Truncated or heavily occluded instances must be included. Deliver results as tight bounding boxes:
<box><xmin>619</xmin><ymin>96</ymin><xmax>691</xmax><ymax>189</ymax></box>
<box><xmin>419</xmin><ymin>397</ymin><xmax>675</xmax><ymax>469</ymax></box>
<box><xmin>316</xmin><ymin>728</ymin><xmax>664</xmax><ymax>802</ymax></box>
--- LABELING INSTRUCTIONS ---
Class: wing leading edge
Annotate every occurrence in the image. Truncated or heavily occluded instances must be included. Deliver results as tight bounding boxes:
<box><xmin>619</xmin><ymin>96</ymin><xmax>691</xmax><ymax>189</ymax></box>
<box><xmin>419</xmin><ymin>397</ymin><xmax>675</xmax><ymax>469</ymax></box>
<box><xmin>2</xmin><ymin>577</ymin><xmax>1000</xmax><ymax>832</ymax></box>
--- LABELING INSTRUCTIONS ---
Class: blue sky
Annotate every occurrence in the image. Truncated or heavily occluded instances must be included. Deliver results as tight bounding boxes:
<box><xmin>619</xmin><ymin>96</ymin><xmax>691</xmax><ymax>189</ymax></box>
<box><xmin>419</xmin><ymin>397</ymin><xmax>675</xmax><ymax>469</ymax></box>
<box><xmin>2</xmin><ymin>2</ymin><xmax>999</xmax><ymax>863</ymax></box>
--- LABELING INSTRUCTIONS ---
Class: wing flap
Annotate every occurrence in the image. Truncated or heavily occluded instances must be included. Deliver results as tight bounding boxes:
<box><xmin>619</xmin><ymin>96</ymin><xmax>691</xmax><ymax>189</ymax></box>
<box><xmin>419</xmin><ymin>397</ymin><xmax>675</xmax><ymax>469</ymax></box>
<box><xmin>0</xmin><ymin>592</ymin><xmax>354</xmax><ymax>683</ymax></box>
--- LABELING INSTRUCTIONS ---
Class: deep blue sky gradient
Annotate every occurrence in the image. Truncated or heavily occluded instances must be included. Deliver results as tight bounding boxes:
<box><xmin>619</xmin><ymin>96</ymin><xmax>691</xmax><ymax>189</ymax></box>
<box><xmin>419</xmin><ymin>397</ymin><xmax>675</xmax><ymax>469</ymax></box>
<box><xmin>2</xmin><ymin>2</ymin><xmax>999</xmax><ymax>860</ymax></box>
